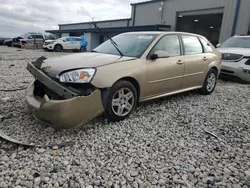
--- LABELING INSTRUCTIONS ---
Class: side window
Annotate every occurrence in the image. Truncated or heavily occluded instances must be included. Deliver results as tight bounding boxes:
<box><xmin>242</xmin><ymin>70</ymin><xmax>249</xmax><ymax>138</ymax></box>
<box><xmin>200</xmin><ymin>37</ymin><xmax>213</xmax><ymax>53</ymax></box>
<box><xmin>182</xmin><ymin>35</ymin><xmax>203</xmax><ymax>55</ymax></box>
<box><xmin>150</xmin><ymin>35</ymin><xmax>181</xmax><ymax>57</ymax></box>
<box><xmin>66</xmin><ymin>37</ymin><xmax>76</xmax><ymax>42</ymax></box>
<box><xmin>32</xmin><ymin>35</ymin><xmax>44</xmax><ymax>39</ymax></box>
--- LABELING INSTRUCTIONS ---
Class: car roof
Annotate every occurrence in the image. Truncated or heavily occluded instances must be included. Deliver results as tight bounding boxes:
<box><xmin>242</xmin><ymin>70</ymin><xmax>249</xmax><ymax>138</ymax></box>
<box><xmin>123</xmin><ymin>31</ymin><xmax>205</xmax><ymax>37</ymax></box>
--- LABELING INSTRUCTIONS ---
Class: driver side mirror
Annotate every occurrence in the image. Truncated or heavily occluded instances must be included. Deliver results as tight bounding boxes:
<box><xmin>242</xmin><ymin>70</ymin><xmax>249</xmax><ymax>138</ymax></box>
<box><xmin>150</xmin><ymin>54</ymin><xmax>158</xmax><ymax>60</ymax></box>
<box><xmin>216</xmin><ymin>43</ymin><xmax>221</xmax><ymax>48</ymax></box>
<box><xmin>149</xmin><ymin>50</ymin><xmax>170</xmax><ymax>60</ymax></box>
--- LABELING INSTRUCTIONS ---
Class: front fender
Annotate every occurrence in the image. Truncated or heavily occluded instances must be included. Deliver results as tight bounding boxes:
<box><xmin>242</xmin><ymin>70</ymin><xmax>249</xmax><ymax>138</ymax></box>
<box><xmin>91</xmin><ymin>60</ymin><xmax>145</xmax><ymax>89</ymax></box>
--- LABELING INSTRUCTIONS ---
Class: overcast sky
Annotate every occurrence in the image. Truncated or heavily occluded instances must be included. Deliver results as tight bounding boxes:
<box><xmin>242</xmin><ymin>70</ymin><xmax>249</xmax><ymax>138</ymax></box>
<box><xmin>0</xmin><ymin>0</ymin><xmax>146</xmax><ymax>38</ymax></box>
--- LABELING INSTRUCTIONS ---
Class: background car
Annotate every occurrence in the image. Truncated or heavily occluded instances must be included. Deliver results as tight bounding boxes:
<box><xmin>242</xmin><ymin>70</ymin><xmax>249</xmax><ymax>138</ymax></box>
<box><xmin>217</xmin><ymin>35</ymin><xmax>250</xmax><ymax>83</ymax></box>
<box><xmin>3</xmin><ymin>38</ymin><xmax>13</xmax><ymax>46</ymax></box>
<box><xmin>0</xmin><ymin>37</ymin><xmax>10</xmax><ymax>45</ymax></box>
<box><xmin>12</xmin><ymin>36</ymin><xmax>25</xmax><ymax>47</ymax></box>
<box><xmin>43</xmin><ymin>40</ymin><xmax>55</xmax><ymax>51</ymax></box>
<box><xmin>7</xmin><ymin>32</ymin><xmax>44</xmax><ymax>48</ymax></box>
<box><xmin>19</xmin><ymin>32</ymin><xmax>45</xmax><ymax>47</ymax></box>
<box><xmin>45</xmin><ymin>36</ymin><xmax>81</xmax><ymax>52</ymax></box>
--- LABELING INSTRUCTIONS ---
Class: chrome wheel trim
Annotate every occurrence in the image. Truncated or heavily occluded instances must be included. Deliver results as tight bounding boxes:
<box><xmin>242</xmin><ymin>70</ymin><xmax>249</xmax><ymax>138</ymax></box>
<box><xmin>206</xmin><ymin>72</ymin><xmax>216</xmax><ymax>92</ymax></box>
<box><xmin>111</xmin><ymin>88</ymin><xmax>134</xmax><ymax>117</ymax></box>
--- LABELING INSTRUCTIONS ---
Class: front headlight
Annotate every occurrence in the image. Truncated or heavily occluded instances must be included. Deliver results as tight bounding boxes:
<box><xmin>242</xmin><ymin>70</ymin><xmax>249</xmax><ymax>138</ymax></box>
<box><xmin>59</xmin><ymin>68</ymin><xmax>96</xmax><ymax>83</ymax></box>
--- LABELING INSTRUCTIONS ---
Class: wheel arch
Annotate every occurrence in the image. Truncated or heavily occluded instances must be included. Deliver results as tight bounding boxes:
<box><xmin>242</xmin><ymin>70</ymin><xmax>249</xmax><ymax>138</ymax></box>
<box><xmin>116</xmin><ymin>77</ymin><xmax>141</xmax><ymax>102</ymax></box>
<box><xmin>210</xmin><ymin>66</ymin><xmax>218</xmax><ymax>73</ymax></box>
<box><xmin>100</xmin><ymin>76</ymin><xmax>141</xmax><ymax>107</ymax></box>
<box><xmin>208</xmin><ymin>59</ymin><xmax>221</xmax><ymax>78</ymax></box>
<box><xmin>54</xmin><ymin>43</ymin><xmax>63</xmax><ymax>49</ymax></box>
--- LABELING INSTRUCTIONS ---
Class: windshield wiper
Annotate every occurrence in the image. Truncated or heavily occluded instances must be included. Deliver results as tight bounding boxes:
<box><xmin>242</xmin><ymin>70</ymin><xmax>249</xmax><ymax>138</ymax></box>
<box><xmin>91</xmin><ymin>22</ymin><xmax>123</xmax><ymax>57</ymax></box>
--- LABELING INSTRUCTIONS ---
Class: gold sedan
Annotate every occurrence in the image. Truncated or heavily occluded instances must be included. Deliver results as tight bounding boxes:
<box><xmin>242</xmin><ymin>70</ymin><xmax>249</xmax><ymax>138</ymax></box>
<box><xmin>26</xmin><ymin>32</ymin><xmax>221</xmax><ymax>129</ymax></box>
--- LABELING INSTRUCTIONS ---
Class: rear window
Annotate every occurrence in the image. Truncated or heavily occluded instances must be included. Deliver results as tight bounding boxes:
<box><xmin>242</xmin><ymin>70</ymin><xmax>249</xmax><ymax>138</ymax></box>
<box><xmin>200</xmin><ymin>37</ymin><xmax>213</xmax><ymax>53</ymax></box>
<box><xmin>182</xmin><ymin>35</ymin><xmax>203</xmax><ymax>55</ymax></box>
<box><xmin>66</xmin><ymin>37</ymin><xmax>76</xmax><ymax>41</ymax></box>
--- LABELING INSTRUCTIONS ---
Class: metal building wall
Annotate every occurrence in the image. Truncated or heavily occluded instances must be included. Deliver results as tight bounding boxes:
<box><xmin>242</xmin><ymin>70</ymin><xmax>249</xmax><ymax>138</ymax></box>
<box><xmin>235</xmin><ymin>0</ymin><xmax>250</xmax><ymax>35</ymax></box>
<box><xmin>134</xmin><ymin>3</ymin><xmax>162</xmax><ymax>26</ymax></box>
<box><xmin>133</xmin><ymin>0</ymin><xmax>249</xmax><ymax>42</ymax></box>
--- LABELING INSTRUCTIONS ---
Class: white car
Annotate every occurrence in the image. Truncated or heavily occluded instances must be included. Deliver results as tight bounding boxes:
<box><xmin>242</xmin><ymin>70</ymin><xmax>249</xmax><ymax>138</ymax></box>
<box><xmin>44</xmin><ymin>36</ymin><xmax>81</xmax><ymax>52</ymax></box>
<box><xmin>217</xmin><ymin>35</ymin><xmax>250</xmax><ymax>83</ymax></box>
<box><xmin>43</xmin><ymin>40</ymin><xmax>55</xmax><ymax>51</ymax></box>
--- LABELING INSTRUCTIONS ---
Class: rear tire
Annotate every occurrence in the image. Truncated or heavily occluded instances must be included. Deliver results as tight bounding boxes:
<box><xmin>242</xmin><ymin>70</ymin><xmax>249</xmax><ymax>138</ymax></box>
<box><xmin>103</xmin><ymin>80</ymin><xmax>137</xmax><ymax>122</ymax></box>
<box><xmin>199</xmin><ymin>69</ymin><xmax>218</xmax><ymax>95</ymax></box>
<box><xmin>54</xmin><ymin>44</ymin><xmax>63</xmax><ymax>52</ymax></box>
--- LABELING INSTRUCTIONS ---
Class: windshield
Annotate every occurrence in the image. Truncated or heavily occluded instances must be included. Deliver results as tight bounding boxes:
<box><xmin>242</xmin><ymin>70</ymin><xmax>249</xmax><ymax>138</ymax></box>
<box><xmin>93</xmin><ymin>33</ymin><xmax>158</xmax><ymax>57</ymax></box>
<box><xmin>220</xmin><ymin>37</ymin><xmax>250</xmax><ymax>48</ymax></box>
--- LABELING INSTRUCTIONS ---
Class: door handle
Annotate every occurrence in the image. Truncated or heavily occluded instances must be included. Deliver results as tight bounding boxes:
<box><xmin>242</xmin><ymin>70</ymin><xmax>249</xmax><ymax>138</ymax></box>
<box><xmin>203</xmin><ymin>57</ymin><xmax>208</xmax><ymax>61</ymax></box>
<box><xmin>176</xmin><ymin>60</ymin><xmax>184</xmax><ymax>65</ymax></box>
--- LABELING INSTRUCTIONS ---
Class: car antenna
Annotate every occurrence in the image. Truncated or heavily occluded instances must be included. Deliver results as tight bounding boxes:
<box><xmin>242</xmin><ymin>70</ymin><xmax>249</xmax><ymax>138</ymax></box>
<box><xmin>90</xmin><ymin>22</ymin><xmax>123</xmax><ymax>57</ymax></box>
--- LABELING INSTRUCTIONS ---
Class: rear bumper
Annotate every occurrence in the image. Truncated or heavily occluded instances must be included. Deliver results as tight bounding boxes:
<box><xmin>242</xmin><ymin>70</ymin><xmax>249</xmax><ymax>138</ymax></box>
<box><xmin>25</xmin><ymin>61</ymin><xmax>104</xmax><ymax>129</ymax></box>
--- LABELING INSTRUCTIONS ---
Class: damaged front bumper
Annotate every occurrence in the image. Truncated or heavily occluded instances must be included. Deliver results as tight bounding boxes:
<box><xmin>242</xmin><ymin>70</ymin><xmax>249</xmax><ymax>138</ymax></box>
<box><xmin>25</xmin><ymin>61</ymin><xmax>104</xmax><ymax>129</ymax></box>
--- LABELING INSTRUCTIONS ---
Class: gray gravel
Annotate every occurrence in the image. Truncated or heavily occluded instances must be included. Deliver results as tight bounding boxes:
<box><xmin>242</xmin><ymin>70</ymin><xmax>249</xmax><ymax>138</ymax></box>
<box><xmin>0</xmin><ymin>46</ymin><xmax>250</xmax><ymax>187</ymax></box>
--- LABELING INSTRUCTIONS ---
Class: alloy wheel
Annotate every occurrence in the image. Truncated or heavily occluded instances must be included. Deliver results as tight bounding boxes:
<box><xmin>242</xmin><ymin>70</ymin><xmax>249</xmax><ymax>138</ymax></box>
<box><xmin>111</xmin><ymin>88</ymin><xmax>135</xmax><ymax>117</ymax></box>
<box><xmin>206</xmin><ymin>72</ymin><xmax>216</xmax><ymax>92</ymax></box>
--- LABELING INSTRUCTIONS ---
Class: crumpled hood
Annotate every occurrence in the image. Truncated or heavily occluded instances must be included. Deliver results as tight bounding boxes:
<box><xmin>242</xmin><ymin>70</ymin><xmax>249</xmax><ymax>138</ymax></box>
<box><xmin>218</xmin><ymin>48</ymin><xmax>250</xmax><ymax>56</ymax></box>
<box><xmin>41</xmin><ymin>52</ymin><xmax>136</xmax><ymax>74</ymax></box>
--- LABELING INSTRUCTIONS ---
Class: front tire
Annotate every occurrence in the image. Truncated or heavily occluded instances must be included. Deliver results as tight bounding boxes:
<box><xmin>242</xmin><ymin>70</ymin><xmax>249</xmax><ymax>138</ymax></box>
<box><xmin>54</xmin><ymin>44</ymin><xmax>63</xmax><ymax>52</ymax></box>
<box><xmin>103</xmin><ymin>80</ymin><xmax>137</xmax><ymax>122</ymax></box>
<box><xmin>199</xmin><ymin>69</ymin><xmax>218</xmax><ymax>95</ymax></box>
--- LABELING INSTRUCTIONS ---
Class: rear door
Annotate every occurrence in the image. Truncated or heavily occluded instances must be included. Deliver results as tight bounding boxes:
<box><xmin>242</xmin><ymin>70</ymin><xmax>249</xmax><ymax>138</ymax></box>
<box><xmin>180</xmin><ymin>35</ymin><xmax>209</xmax><ymax>88</ymax></box>
<box><xmin>146</xmin><ymin>34</ymin><xmax>185</xmax><ymax>97</ymax></box>
<box><xmin>75</xmin><ymin>37</ymin><xmax>81</xmax><ymax>50</ymax></box>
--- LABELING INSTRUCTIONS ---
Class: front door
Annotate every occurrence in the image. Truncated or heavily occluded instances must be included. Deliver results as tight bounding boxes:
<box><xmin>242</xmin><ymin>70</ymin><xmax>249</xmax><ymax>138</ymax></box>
<box><xmin>146</xmin><ymin>35</ymin><xmax>185</xmax><ymax>98</ymax></box>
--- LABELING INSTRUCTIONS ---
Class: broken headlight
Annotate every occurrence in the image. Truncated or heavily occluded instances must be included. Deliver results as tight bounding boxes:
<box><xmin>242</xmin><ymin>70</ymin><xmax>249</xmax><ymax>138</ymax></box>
<box><xmin>59</xmin><ymin>68</ymin><xmax>96</xmax><ymax>83</ymax></box>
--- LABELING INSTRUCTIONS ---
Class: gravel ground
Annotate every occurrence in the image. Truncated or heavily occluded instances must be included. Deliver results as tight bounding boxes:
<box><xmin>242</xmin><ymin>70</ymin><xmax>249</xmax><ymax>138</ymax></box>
<box><xmin>0</xmin><ymin>46</ymin><xmax>250</xmax><ymax>188</ymax></box>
